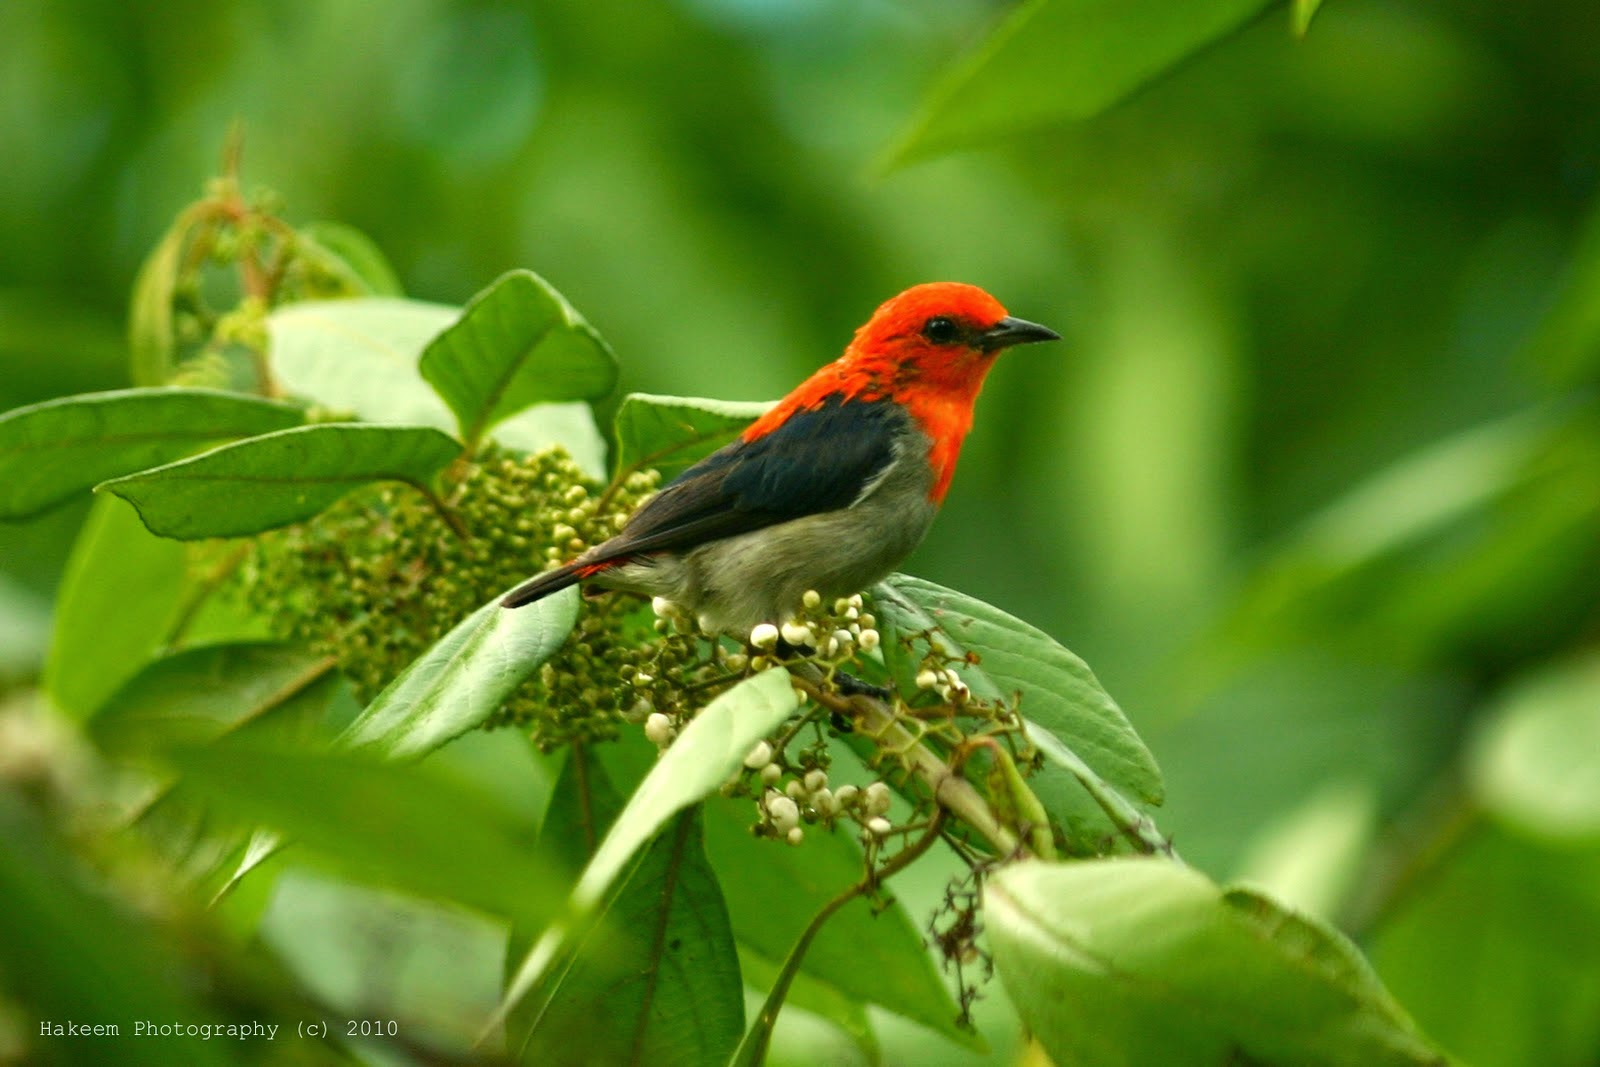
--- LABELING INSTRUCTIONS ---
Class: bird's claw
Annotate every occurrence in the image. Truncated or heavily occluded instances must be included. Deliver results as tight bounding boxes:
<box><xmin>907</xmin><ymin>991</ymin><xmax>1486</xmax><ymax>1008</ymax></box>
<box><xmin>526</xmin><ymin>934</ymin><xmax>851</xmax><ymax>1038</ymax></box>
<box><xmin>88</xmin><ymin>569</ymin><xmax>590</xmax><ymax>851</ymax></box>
<box><xmin>835</xmin><ymin>671</ymin><xmax>893</xmax><ymax>702</ymax></box>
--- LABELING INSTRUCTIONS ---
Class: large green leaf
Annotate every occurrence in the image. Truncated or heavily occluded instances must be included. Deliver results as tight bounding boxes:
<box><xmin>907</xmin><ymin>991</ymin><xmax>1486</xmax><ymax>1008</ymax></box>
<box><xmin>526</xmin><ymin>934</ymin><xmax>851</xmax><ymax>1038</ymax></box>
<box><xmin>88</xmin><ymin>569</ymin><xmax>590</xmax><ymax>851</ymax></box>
<box><xmin>93</xmin><ymin>642</ymin><xmax>336</xmax><ymax>755</ymax></box>
<box><xmin>883</xmin><ymin>0</ymin><xmax>1276</xmax><ymax>167</ymax></box>
<box><xmin>492</xmin><ymin>669</ymin><xmax>799</xmax><ymax>1035</ymax></box>
<box><xmin>173</xmin><ymin>740</ymin><xmax>563</xmax><ymax>928</ymax></box>
<box><xmin>419</xmin><ymin>270</ymin><xmax>618</xmax><ymax>448</ymax></box>
<box><xmin>611</xmin><ymin>393</ymin><xmax>772</xmax><ymax>483</ymax></box>
<box><xmin>43</xmin><ymin>496</ymin><xmax>188</xmax><ymax>718</ymax></box>
<box><xmin>1469</xmin><ymin>653</ymin><xmax>1600</xmax><ymax>843</ymax></box>
<box><xmin>515</xmin><ymin>755</ymin><xmax>744</xmax><ymax>1066</ymax></box>
<box><xmin>0</xmin><ymin>388</ymin><xmax>304</xmax><ymax>519</ymax></box>
<box><xmin>98</xmin><ymin>423</ymin><xmax>461</xmax><ymax>539</ymax></box>
<box><xmin>107</xmin><ymin>657</ymin><xmax>341</xmax><ymax>899</ymax></box>
<box><xmin>270</xmin><ymin>296</ymin><xmax>457</xmax><ymax>421</ymax></box>
<box><xmin>269</xmin><ymin>297</ymin><xmax>607</xmax><ymax>476</ymax></box>
<box><xmin>340</xmin><ymin>588</ymin><xmax>580</xmax><ymax>759</ymax></box>
<box><xmin>986</xmin><ymin>858</ymin><xmax>1447</xmax><ymax>1067</ymax></box>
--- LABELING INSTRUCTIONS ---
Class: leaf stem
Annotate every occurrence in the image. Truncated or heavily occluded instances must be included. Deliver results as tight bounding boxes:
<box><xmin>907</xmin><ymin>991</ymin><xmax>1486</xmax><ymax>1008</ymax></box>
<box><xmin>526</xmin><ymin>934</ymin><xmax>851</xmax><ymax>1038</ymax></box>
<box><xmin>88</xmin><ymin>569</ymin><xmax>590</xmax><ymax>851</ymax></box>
<box><xmin>413</xmin><ymin>481</ymin><xmax>471</xmax><ymax>540</ymax></box>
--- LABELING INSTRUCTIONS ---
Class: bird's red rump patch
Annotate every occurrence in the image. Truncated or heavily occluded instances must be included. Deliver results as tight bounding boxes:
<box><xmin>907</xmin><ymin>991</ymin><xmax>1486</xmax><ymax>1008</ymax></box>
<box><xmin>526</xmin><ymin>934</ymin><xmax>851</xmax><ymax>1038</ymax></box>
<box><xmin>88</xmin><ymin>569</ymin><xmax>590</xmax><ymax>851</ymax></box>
<box><xmin>576</xmin><ymin>559</ymin><xmax>624</xmax><ymax>578</ymax></box>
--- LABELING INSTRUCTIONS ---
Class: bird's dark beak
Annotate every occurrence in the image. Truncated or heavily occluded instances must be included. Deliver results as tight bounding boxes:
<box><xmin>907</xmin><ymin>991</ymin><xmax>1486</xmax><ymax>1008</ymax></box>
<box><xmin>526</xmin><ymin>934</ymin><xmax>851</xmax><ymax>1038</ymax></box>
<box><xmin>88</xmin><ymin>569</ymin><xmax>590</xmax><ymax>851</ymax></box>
<box><xmin>978</xmin><ymin>315</ymin><xmax>1061</xmax><ymax>352</ymax></box>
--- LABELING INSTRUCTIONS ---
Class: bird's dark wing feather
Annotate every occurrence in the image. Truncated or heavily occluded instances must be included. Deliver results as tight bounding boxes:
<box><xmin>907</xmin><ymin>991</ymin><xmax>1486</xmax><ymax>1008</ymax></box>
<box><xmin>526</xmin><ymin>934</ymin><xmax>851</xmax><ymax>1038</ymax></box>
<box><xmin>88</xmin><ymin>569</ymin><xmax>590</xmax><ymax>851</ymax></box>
<box><xmin>595</xmin><ymin>394</ymin><xmax>905</xmax><ymax>561</ymax></box>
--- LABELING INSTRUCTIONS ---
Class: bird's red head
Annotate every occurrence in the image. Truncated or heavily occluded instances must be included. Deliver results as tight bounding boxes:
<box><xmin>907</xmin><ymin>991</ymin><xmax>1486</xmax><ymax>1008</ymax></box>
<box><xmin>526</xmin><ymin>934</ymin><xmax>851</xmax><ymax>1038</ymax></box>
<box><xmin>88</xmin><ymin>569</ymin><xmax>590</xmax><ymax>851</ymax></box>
<box><xmin>746</xmin><ymin>282</ymin><xmax>1059</xmax><ymax>503</ymax></box>
<box><xmin>840</xmin><ymin>282</ymin><xmax>1058</xmax><ymax>397</ymax></box>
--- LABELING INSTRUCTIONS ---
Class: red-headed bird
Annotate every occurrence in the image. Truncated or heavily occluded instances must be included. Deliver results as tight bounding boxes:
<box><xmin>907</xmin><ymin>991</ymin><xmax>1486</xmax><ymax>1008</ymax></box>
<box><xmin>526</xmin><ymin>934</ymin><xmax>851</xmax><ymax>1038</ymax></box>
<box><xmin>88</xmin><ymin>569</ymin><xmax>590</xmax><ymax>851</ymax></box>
<box><xmin>502</xmin><ymin>282</ymin><xmax>1058</xmax><ymax>635</ymax></box>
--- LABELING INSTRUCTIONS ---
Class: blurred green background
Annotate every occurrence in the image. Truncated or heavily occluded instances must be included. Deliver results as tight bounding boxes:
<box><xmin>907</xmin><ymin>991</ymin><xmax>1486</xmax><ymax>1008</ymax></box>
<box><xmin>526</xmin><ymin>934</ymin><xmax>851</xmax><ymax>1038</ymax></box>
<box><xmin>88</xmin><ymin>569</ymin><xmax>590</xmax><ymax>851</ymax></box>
<box><xmin>5</xmin><ymin>1</ymin><xmax>1600</xmax><ymax>1064</ymax></box>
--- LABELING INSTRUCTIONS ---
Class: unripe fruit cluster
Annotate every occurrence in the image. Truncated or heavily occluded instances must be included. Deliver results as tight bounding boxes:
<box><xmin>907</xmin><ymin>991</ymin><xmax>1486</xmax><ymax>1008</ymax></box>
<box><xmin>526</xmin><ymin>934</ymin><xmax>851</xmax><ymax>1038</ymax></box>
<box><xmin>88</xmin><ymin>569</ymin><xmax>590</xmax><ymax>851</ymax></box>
<box><xmin>238</xmin><ymin>445</ymin><xmax>676</xmax><ymax>748</ymax></box>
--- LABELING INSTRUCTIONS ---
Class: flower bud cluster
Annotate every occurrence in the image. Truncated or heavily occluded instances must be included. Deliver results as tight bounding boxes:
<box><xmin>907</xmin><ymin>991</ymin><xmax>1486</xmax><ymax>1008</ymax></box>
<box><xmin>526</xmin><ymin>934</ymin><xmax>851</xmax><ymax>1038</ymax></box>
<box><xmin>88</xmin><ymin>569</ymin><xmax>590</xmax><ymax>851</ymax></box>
<box><xmin>238</xmin><ymin>445</ymin><xmax>676</xmax><ymax>749</ymax></box>
<box><xmin>739</xmin><ymin>736</ymin><xmax>902</xmax><ymax>847</ymax></box>
<box><xmin>914</xmin><ymin>664</ymin><xmax>970</xmax><ymax>703</ymax></box>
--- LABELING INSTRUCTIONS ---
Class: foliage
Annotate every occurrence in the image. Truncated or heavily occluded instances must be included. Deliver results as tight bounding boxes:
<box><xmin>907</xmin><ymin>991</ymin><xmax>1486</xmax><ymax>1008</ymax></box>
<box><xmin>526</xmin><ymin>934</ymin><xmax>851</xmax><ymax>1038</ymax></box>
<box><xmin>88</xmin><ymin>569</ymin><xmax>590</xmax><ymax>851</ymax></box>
<box><xmin>4</xmin><ymin>1</ymin><xmax>1600</xmax><ymax>1065</ymax></box>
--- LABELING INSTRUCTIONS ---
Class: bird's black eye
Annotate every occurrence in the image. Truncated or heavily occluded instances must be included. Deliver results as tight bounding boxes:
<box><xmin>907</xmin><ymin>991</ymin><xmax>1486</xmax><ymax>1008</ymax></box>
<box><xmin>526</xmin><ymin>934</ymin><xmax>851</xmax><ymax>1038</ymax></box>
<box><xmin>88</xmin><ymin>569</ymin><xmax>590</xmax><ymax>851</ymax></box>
<box><xmin>922</xmin><ymin>316</ymin><xmax>961</xmax><ymax>345</ymax></box>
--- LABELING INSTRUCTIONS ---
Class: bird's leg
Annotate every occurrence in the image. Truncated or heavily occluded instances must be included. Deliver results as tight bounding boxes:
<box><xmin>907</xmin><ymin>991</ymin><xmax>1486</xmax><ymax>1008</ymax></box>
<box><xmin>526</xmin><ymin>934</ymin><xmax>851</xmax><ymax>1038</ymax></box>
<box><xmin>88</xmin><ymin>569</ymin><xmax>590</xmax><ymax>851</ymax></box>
<box><xmin>835</xmin><ymin>672</ymin><xmax>893</xmax><ymax>702</ymax></box>
<box><xmin>769</xmin><ymin>639</ymin><xmax>889</xmax><ymax>725</ymax></box>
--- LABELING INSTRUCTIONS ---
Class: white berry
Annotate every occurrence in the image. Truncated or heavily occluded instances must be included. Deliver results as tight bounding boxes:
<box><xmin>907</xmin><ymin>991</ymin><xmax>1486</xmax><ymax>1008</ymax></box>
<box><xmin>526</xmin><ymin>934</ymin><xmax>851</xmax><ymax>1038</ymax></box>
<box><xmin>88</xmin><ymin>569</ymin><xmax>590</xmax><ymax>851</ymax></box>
<box><xmin>781</xmin><ymin>620</ymin><xmax>814</xmax><ymax>648</ymax></box>
<box><xmin>644</xmin><ymin>713</ymin><xmax>674</xmax><ymax>746</ymax></box>
<box><xmin>766</xmin><ymin>794</ymin><xmax>801</xmax><ymax>834</ymax></box>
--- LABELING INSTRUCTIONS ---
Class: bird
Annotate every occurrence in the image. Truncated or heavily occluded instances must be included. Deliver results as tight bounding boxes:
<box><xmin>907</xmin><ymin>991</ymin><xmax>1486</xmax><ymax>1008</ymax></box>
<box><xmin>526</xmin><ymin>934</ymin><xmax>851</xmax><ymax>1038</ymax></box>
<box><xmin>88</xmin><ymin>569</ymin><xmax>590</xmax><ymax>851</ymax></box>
<box><xmin>502</xmin><ymin>282</ymin><xmax>1059</xmax><ymax>636</ymax></box>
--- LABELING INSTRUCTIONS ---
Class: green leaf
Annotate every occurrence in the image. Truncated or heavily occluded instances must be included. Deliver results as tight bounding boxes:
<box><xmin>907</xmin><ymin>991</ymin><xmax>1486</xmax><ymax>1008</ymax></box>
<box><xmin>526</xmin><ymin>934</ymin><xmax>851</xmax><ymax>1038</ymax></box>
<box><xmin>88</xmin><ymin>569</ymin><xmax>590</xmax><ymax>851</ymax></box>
<box><xmin>986</xmin><ymin>858</ymin><xmax>1448</xmax><ymax>1067</ymax></box>
<box><xmin>173</xmin><ymin>740</ymin><xmax>563</xmax><ymax>927</ymax></box>
<box><xmin>883</xmin><ymin>0</ymin><xmax>1274</xmax><ymax>168</ymax></box>
<box><xmin>93</xmin><ymin>642</ymin><xmax>337</xmax><ymax>755</ymax></box>
<box><xmin>43</xmin><ymin>496</ymin><xmax>188</xmax><ymax>718</ymax></box>
<box><xmin>271</xmin><ymin>296</ymin><xmax>457</xmax><ymax>420</ymax></box>
<box><xmin>340</xmin><ymin>588</ymin><xmax>580</xmax><ymax>759</ymax></box>
<box><xmin>492</xmin><ymin>669</ymin><xmax>799</xmax><ymax>1036</ymax></box>
<box><xmin>420</xmin><ymin>270</ymin><xmax>618</xmax><ymax>448</ymax></box>
<box><xmin>297</xmin><ymin>220</ymin><xmax>405</xmax><ymax>297</ymax></box>
<box><xmin>129</xmin><ymin>212</ymin><xmax>192</xmax><ymax>385</ymax></box>
<box><xmin>97</xmin><ymin>423</ymin><xmax>461</xmax><ymax>539</ymax></box>
<box><xmin>703</xmin><ymin>792</ymin><xmax>975</xmax><ymax>1048</ymax></box>
<box><xmin>269</xmin><ymin>297</ymin><xmax>608</xmax><ymax>476</ymax></box>
<box><xmin>517</xmin><ymin>756</ymin><xmax>744</xmax><ymax>1066</ymax></box>
<box><xmin>611</xmin><ymin>393</ymin><xmax>773</xmax><ymax>483</ymax></box>
<box><xmin>872</xmin><ymin>573</ymin><xmax>1164</xmax><ymax>849</ymax></box>
<box><xmin>118</xmin><ymin>670</ymin><xmax>341</xmax><ymax>898</ymax></box>
<box><xmin>0</xmin><ymin>387</ymin><xmax>304</xmax><ymax>520</ymax></box>
<box><xmin>876</xmin><ymin>574</ymin><xmax>1161</xmax><ymax>802</ymax></box>
<box><xmin>1469</xmin><ymin>653</ymin><xmax>1600</xmax><ymax>843</ymax></box>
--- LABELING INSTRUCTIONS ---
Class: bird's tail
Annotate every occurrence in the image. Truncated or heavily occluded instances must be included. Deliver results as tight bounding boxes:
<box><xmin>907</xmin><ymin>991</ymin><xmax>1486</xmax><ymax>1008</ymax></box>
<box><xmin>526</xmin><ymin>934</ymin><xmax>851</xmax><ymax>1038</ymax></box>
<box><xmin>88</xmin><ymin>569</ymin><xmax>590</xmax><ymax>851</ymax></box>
<box><xmin>501</xmin><ymin>558</ymin><xmax>618</xmax><ymax>609</ymax></box>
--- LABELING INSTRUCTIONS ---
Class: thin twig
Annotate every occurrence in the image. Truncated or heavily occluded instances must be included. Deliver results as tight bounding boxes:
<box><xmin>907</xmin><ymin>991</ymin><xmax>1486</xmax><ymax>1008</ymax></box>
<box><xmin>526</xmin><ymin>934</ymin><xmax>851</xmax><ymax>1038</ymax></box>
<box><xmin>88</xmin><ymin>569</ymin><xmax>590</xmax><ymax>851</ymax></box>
<box><xmin>736</xmin><ymin>808</ymin><xmax>948</xmax><ymax>1066</ymax></box>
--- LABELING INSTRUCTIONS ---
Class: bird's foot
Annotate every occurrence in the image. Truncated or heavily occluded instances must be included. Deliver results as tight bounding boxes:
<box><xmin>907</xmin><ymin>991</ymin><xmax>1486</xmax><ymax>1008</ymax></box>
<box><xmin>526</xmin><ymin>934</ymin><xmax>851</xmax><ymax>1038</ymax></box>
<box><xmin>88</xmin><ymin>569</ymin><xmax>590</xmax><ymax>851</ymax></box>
<box><xmin>835</xmin><ymin>671</ymin><xmax>893</xmax><ymax>702</ymax></box>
